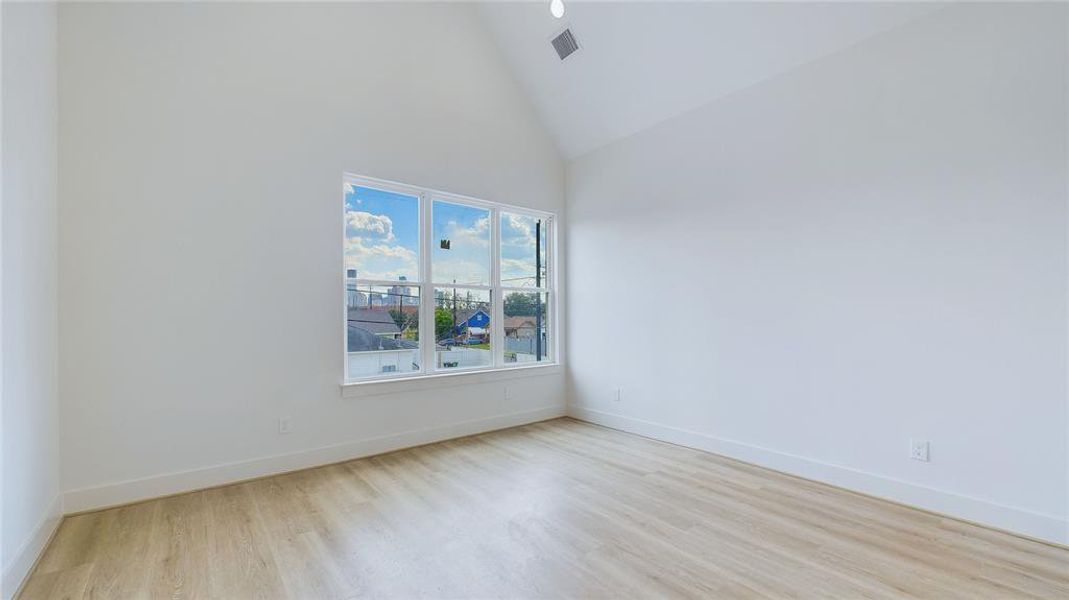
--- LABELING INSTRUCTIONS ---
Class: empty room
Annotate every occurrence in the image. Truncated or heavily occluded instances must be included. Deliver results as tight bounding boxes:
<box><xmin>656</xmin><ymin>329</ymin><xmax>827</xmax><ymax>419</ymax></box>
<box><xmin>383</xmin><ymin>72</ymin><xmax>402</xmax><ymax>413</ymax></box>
<box><xmin>2</xmin><ymin>0</ymin><xmax>1067</xmax><ymax>598</ymax></box>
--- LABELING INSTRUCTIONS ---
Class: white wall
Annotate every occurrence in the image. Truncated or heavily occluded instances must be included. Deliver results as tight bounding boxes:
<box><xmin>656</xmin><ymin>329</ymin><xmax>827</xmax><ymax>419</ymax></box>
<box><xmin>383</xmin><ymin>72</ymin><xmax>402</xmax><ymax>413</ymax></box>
<box><xmin>58</xmin><ymin>2</ymin><xmax>564</xmax><ymax>510</ymax></box>
<box><xmin>567</xmin><ymin>4</ymin><xmax>1068</xmax><ymax>543</ymax></box>
<box><xmin>1</xmin><ymin>1</ymin><xmax>61</xmax><ymax>596</ymax></box>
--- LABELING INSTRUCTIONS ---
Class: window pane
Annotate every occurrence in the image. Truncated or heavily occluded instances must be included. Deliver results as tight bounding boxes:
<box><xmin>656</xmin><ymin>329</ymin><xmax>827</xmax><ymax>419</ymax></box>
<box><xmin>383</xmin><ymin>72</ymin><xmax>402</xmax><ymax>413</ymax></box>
<box><xmin>503</xmin><ymin>291</ymin><xmax>549</xmax><ymax>364</ymax></box>
<box><xmin>500</xmin><ymin>213</ymin><xmax>548</xmax><ymax>288</ymax></box>
<box><xmin>346</xmin><ymin>285</ymin><xmax>420</xmax><ymax>380</ymax></box>
<box><xmin>434</xmin><ymin>287</ymin><xmax>492</xmax><ymax>370</ymax></box>
<box><xmin>433</xmin><ymin>200</ymin><xmax>490</xmax><ymax>286</ymax></box>
<box><xmin>345</xmin><ymin>184</ymin><xmax>420</xmax><ymax>281</ymax></box>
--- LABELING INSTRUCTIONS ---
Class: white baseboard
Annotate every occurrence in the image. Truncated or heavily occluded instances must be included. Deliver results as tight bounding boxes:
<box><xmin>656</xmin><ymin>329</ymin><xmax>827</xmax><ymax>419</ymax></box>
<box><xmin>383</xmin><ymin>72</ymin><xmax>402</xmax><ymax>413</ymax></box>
<box><xmin>569</xmin><ymin>405</ymin><xmax>1068</xmax><ymax>546</ymax></box>
<box><xmin>2</xmin><ymin>494</ymin><xmax>63</xmax><ymax>600</ymax></box>
<box><xmin>64</xmin><ymin>405</ymin><xmax>566</xmax><ymax>514</ymax></box>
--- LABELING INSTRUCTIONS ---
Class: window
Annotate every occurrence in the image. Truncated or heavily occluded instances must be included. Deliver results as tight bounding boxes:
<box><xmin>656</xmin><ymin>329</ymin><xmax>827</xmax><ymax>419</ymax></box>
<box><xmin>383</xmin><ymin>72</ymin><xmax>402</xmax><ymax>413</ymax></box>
<box><xmin>499</xmin><ymin>210</ymin><xmax>550</xmax><ymax>364</ymax></box>
<box><xmin>435</xmin><ymin>287</ymin><xmax>492</xmax><ymax>370</ymax></box>
<box><xmin>344</xmin><ymin>175</ymin><xmax>555</xmax><ymax>383</ymax></box>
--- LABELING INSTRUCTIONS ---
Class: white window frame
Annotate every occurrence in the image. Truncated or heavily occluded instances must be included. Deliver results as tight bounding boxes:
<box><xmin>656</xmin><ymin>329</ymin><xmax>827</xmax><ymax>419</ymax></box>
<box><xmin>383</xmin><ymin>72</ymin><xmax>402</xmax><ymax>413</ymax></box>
<box><xmin>342</xmin><ymin>173</ymin><xmax>559</xmax><ymax>393</ymax></box>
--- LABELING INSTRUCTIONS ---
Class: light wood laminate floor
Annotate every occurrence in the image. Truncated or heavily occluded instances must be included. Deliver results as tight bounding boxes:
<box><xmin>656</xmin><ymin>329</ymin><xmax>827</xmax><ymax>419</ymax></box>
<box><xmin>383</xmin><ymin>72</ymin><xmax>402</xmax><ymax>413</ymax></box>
<box><xmin>20</xmin><ymin>418</ymin><xmax>1069</xmax><ymax>599</ymax></box>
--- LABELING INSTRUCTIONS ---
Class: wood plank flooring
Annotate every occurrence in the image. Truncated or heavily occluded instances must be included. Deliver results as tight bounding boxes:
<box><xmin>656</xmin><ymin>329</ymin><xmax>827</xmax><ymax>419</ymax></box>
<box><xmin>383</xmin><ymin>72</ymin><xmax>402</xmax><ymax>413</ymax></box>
<box><xmin>19</xmin><ymin>418</ymin><xmax>1069</xmax><ymax>599</ymax></box>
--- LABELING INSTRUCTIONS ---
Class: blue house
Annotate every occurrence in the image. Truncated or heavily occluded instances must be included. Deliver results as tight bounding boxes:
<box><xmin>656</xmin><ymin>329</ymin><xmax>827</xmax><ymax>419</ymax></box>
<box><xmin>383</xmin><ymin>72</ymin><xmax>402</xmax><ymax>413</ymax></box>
<box><xmin>455</xmin><ymin>309</ymin><xmax>491</xmax><ymax>343</ymax></box>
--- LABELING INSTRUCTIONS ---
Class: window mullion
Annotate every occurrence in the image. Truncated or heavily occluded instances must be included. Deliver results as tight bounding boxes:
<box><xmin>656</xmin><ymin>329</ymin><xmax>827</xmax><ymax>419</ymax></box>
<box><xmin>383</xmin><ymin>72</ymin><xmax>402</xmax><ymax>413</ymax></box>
<box><xmin>419</xmin><ymin>192</ymin><xmax>434</xmax><ymax>374</ymax></box>
<box><xmin>491</xmin><ymin>206</ymin><xmax>503</xmax><ymax>368</ymax></box>
<box><xmin>499</xmin><ymin>287</ymin><xmax>550</xmax><ymax>293</ymax></box>
<box><xmin>546</xmin><ymin>216</ymin><xmax>555</xmax><ymax>364</ymax></box>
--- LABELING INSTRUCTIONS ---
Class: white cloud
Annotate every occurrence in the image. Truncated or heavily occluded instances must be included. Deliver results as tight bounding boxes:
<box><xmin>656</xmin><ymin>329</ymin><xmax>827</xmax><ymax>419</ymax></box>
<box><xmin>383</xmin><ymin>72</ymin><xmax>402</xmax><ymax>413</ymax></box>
<box><xmin>501</xmin><ymin>257</ymin><xmax>532</xmax><ymax>278</ymax></box>
<box><xmin>433</xmin><ymin>258</ymin><xmax>491</xmax><ymax>286</ymax></box>
<box><xmin>502</xmin><ymin>213</ymin><xmax>535</xmax><ymax>248</ymax></box>
<box><xmin>445</xmin><ymin>216</ymin><xmax>490</xmax><ymax>248</ymax></box>
<box><xmin>435</xmin><ymin>217</ymin><xmax>492</xmax><ymax>285</ymax></box>
<box><xmin>345</xmin><ymin>236</ymin><xmax>417</xmax><ymax>280</ymax></box>
<box><xmin>347</xmin><ymin>210</ymin><xmax>394</xmax><ymax>241</ymax></box>
<box><xmin>344</xmin><ymin>183</ymin><xmax>362</xmax><ymax>203</ymax></box>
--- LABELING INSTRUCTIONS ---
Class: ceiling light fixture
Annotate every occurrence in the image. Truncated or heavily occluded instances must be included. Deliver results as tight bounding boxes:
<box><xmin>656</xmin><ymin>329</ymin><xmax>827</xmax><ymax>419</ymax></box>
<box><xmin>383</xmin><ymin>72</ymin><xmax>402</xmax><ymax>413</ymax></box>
<box><xmin>550</xmin><ymin>0</ymin><xmax>565</xmax><ymax>19</ymax></box>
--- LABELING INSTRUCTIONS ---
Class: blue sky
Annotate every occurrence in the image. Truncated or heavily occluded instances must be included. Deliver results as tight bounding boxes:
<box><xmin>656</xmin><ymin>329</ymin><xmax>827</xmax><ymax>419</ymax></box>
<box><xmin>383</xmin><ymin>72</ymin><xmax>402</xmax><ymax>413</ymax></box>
<box><xmin>433</xmin><ymin>201</ymin><xmax>490</xmax><ymax>285</ymax></box>
<box><xmin>344</xmin><ymin>185</ymin><xmax>419</xmax><ymax>281</ymax></box>
<box><xmin>345</xmin><ymin>183</ymin><xmax>545</xmax><ymax>286</ymax></box>
<box><xmin>500</xmin><ymin>212</ymin><xmax>546</xmax><ymax>287</ymax></box>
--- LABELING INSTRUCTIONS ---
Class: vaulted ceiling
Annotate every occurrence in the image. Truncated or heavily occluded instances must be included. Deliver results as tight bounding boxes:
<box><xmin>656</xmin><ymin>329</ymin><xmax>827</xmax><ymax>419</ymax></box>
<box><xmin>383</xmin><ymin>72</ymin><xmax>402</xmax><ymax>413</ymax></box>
<box><xmin>476</xmin><ymin>1</ymin><xmax>944</xmax><ymax>159</ymax></box>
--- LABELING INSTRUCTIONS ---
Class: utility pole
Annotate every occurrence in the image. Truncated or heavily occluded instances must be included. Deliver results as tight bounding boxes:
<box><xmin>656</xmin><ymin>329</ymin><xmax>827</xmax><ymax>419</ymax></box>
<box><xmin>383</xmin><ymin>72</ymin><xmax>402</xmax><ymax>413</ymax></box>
<box><xmin>396</xmin><ymin>283</ymin><xmax>403</xmax><ymax>335</ymax></box>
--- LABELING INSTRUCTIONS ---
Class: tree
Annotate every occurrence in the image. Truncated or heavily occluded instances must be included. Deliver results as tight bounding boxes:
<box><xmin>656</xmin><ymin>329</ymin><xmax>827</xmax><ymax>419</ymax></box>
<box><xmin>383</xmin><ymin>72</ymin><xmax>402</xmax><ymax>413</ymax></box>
<box><xmin>504</xmin><ymin>292</ymin><xmax>538</xmax><ymax>317</ymax></box>
<box><xmin>435</xmin><ymin>307</ymin><xmax>454</xmax><ymax>340</ymax></box>
<box><xmin>389</xmin><ymin>309</ymin><xmax>418</xmax><ymax>335</ymax></box>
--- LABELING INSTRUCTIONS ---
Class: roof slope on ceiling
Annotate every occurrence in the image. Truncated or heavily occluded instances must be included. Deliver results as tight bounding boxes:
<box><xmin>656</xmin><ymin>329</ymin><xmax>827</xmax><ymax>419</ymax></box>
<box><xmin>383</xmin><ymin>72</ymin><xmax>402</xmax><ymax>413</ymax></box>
<box><xmin>476</xmin><ymin>1</ymin><xmax>944</xmax><ymax>159</ymax></box>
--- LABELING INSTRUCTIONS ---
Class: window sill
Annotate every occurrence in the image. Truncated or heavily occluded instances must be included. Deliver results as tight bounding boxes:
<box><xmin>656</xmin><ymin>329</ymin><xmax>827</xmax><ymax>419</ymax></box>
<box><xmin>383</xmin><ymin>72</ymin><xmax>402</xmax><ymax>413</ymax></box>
<box><xmin>341</xmin><ymin>363</ymin><xmax>562</xmax><ymax>399</ymax></box>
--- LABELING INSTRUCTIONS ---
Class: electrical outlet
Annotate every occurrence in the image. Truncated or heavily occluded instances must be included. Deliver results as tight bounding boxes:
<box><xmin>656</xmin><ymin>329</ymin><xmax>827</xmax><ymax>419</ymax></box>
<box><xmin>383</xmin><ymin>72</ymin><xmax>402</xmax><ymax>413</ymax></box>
<box><xmin>612</xmin><ymin>388</ymin><xmax>621</xmax><ymax>402</ymax></box>
<box><xmin>279</xmin><ymin>417</ymin><xmax>292</xmax><ymax>434</ymax></box>
<box><xmin>504</xmin><ymin>386</ymin><xmax>513</xmax><ymax>400</ymax></box>
<box><xmin>910</xmin><ymin>439</ymin><xmax>929</xmax><ymax>462</ymax></box>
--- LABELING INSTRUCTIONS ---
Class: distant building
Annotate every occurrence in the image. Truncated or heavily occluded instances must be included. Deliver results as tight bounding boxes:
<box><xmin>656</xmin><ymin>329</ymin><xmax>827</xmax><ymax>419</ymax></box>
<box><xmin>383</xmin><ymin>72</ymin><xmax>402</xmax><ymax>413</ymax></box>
<box><xmin>346</xmin><ymin>269</ymin><xmax>364</xmax><ymax>308</ymax></box>
<box><xmin>346</xmin><ymin>309</ymin><xmax>419</xmax><ymax>377</ymax></box>
<box><xmin>387</xmin><ymin>276</ymin><xmax>416</xmax><ymax>306</ymax></box>
<box><xmin>347</xmin><ymin>308</ymin><xmax>401</xmax><ymax>342</ymax></box>
<box><xmin>504</xmin><ymin>316</ymin><xmax>537</xmax><ymax>338</ymax></box>
<box><xmin>450</xmin><ymin>309</ymin><xmax>491</xmax><ymax>343</ymax></box>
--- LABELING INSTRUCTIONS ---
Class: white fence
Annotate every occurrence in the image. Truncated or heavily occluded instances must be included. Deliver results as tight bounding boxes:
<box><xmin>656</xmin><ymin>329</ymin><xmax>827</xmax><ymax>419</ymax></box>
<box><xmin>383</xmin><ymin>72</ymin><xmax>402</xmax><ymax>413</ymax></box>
<box><xmin>348</xmin><ymin>344</ymin><xmax>543</xmax><ymax>378</ymax></box>
<box><xmin>505</xmin><ymin>338</ymin><xmax>546</xmax><ymax>363</ymax></box>
<box><xmin>436</xmin><ymin>347</ymin><xmax>491</xmax><ymax>369</ymax></box>
<box><xmin>347</xmin><ymin>349</ymin><xmax>419</xmax><ymax>378</ymax></box>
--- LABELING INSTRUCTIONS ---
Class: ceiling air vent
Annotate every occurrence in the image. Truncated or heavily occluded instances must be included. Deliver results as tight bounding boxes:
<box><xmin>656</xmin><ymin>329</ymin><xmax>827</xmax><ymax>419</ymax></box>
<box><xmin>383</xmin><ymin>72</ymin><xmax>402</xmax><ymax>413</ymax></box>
<box><xmin>551</xmin><ymin>28</ymin><xmax>580</xmax><ymax>61</ymax></box>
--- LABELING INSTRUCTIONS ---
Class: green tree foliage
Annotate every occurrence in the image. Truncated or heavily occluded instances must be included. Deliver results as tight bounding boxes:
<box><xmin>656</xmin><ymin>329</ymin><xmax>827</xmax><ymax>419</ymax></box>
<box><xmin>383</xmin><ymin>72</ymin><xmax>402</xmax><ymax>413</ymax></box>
<box><xmin>435</xmin><ymin>307</ymin><xmax>454</xmax><ymax>339</ymax></box>
<box><xmin>504</xmin><ymin>292</ymin><xmax>538</xmax><ymax>317</ymax></box>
